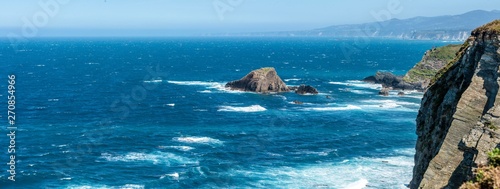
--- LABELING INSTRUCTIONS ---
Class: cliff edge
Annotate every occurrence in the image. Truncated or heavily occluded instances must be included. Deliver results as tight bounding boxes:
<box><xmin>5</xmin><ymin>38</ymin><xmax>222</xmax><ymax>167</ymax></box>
<box><xmin>411</xmin><ymin>20</ymin><xmax>500</xmax><ymax>188</ymax></box>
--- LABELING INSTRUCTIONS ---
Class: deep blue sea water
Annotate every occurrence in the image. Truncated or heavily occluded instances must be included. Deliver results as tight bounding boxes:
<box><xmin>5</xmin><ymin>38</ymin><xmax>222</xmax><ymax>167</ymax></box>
<box><xmin>0</xmin><ymin>37</ymin><xmax>456</xmax><ymax>189</ymax></box>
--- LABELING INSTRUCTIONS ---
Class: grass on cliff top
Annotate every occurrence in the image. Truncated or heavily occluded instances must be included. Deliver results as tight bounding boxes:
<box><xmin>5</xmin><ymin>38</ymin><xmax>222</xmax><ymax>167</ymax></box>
<box><xmin>428</xmin><ymin>44</ymin><xmax>462</xmax><ymax>61</ymax></box>
<box><xmin>474</xmin><ymin>20</ymin><xmax>500</xmax><ymax>33</ymax></box>
<box><xmin>403</xmin><ymin>44</ymin><xmax>462</xmax><ymax>83</ymax></box>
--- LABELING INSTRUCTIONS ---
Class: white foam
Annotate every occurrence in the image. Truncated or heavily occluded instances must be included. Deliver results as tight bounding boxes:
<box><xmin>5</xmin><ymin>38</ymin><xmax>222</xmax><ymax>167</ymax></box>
<box><xmin>143</xmin><ymin>80</ymin><xmax>163</xmax><ymax>83</ymax></box>
<box><xmin>359</xmin><ymin>99</ymin><xmax>420</xmax><ymax>111</ymax></box>
<box><xmin>284</xmin><ymin>78</ymin><xmax>301</xmax><ymax>82</ymax></box>
<box><xmin>342</xmin><ymin>179</ymin><xmax>369</xmax><ymax>189</ymax></box>
<box><xmin>218</xmin><ymin>105</ymin><xmax>267</xmax><ymax>112</ymax></box>
<box><xmin>66</xmin><ymin>184</ymin><xmax>145</xmax><ymax>189</ymax></box>
<box><xmin>329</xmin><ymin>80</ymin><xmax>382</xmax><ymax>90</ymax></box>
<box><xmin>302</xmin><ymin>105</ymin><xmax>362</xmax><ymax>111</ymax></box>
<box><xmin>160</xmin><ymin>172</ymin><xmax>179</xmax><ymax>180</ymax></box>
<box><xmin>167</xmin><ymin>80</ymin><xmax>244</xmax><ymax>94</ymax></box>
<box><xmin>228</xmin><ymin>149</ymin><xmax>413</xmax><ymax>189</ymax></box>
<box><xmin>100</xmin><ymin>152</ymin><xmax>197</xmax><ymax>166</ymax></box>
<box><xmin>166</xmin><ymin>103</ymin><xmax>175</xmax><ymax>107</ymax></box>
<box><xmin>173</xmin><ymin>136</ymin><xmax>224</xmax><ymax>145</ymax></box>
<box><xmin>158</xmin><ymin>145</ymin><xmax>195</xmax><ymax>151</ymax></box>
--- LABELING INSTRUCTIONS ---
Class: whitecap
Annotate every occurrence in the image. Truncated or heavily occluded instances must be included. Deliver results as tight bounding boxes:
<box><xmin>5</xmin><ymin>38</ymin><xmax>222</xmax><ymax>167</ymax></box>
<box><xmin>218</xmin><ymin>105</ymin><xmax>267</xmax><ymax>112</ymax></box>
<box><xmin>173</xmin><ymin>136</ymin><xmax>224</xmax><ymax>145</ymax></box>
<box><xmin>284</xmin><ymin>78</ymin><xmax>301</xmax><ymax>82</ymax></box>
<box><xmin>160</xmin><ymin>172</ymin><xmax>179</xmax><ymax>180</ymax></box>
<box><xmin>167</xmin><ymin>80</ymin><xmax>247</xmax><ymax>93</ymax></box>
<box><xmin>341</xmin><ymin>179</ymin><xmax>369</xmax><ymax>189</ymax></box>
<box><xmin>329</xmin><ymin>80</ymin><xmax>382</xmax><ymax>90</ymax></box>
<box><xmin>159</xmin><ymin>145</ymin><xmax>195</xmax><ymax>151</ymax></box>
<box><xmin>302</xmin><ymin>105</ymin><xmax>362</xmax><ymax>111</ymax></box>
<box><xmin>227</xmin><ymin>150</ymin><xmax>413</xmax><ymax>189</ymax></box>
<box><xmin>100</xmin><ymin>152</ymin><xmax>197</xmax><ymax>166</ymax></box>
<box><xmin>165</xmin><ymin>103</ymin><xmax>175</xmax><ymax>107</ymax></box>
<box><xmin>143</xmin><ymin>79</ymin><xmax>162</xmax><ymax>83</ymax></box>
<box><xmin>359</xmin><ymin>99</ymin><xmax>420</xmax><ymax>111</ymax></box>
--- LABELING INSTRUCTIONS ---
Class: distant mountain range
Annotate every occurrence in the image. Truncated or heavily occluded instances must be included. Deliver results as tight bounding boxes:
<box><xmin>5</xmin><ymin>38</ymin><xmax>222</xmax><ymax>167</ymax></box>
<box><xmin>242</xmin><ymin>10</ymin><xmax>500</xmax><ymax>41</ymax></box>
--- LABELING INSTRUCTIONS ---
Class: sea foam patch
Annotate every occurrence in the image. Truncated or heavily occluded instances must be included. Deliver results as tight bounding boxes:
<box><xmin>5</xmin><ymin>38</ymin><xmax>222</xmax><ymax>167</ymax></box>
<box><xmin>229</xmin><ymin>149</ymin><xmax>413</xmax><ymax>189</ymax></box>
<box><xmin>173</xmin><ymin>136</ymin><xmax>224</xmax><ymax>145</ymax></box>
<box><xmin>329</xmin><ymin>80</ymin><xmax>382</xmax><ymax>90</ymax></box>
<box><xmin>218</xmin><ymin>105</ymin><xmax>267</xmax><ymax>112</ymax></box>
<box><xmin>100</xmin><ymin>151</ymin><xmax>197</xmax><ymax>166</ymax></box>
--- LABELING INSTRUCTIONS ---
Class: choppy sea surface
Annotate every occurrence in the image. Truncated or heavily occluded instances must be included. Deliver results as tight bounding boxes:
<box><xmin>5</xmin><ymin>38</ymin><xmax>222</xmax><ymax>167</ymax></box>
<box><xmin>0</xmin><ymin>37</ymin><xmax>457</xmax><ymax>188</ymax></box>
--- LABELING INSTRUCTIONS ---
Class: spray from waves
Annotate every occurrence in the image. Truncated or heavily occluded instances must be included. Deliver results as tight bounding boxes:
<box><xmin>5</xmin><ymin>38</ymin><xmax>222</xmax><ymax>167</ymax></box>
<box><xmin>100</xmin><ymin>151</ymin><xmax>198</xmax><ymax>166</ymax></box>
<box><xmin>173</xmin><ymin>136</ymin><xmax>224</xmax><ymax>145</ymax></box>
<box><xmin>218</xmin><ymin>105</ymin><xmax>267</xmax><ymax>112</ymax></box>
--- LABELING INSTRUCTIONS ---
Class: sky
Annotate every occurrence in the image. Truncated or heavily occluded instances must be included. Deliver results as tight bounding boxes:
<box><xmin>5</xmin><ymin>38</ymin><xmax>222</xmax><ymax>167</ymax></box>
<box><xmin>0</xmin><ymin>0</ymin><xmax>498</xmax><ymax>36</ymax></box>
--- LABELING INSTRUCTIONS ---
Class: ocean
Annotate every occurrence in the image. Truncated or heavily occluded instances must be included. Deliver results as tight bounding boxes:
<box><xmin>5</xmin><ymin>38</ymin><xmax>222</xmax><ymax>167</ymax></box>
<box><xmin>0</xmin><ymin>37</ymin><xmax>456</xmax><ymax>189</ymax></box>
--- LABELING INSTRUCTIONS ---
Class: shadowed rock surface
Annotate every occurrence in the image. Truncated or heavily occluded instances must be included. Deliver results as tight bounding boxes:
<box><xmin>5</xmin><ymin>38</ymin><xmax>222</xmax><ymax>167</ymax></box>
<box><xmin>225</xmin><ymin>67</ymin><xmax>290</xmax><ymax>93</ymax></box>
<box><xmin>293</xmin><ymin>85</ymin><xmax>319</xmax><ymax>95</ymax></box>
<box><xmin>410</xmin><ymin>20</ymin><xmax>500</xmax><ymax>189</ymax></box>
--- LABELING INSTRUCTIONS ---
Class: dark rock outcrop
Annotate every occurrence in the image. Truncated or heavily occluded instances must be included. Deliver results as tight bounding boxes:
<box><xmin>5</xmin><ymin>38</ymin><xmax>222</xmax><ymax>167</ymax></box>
<box><xmin>226</xmin><ymin>67</ymin><xmax>290</xmax><ymax>93</ymax></box>
<box><xmin>293</xmin><ymin>85</ymin><xmax>319</xmax><ymax>95</ymax></box>
<box><xmin>364</xmin><ymin>44</ymin><xmax>463</xmax><ymax>93</ymax></box>
<box><xmin>410</xmin><ymin>20</ymin><xmax>500</xmax><ymax>189</ymax></box>
<box><xmin>363</xmin><ymin>71</ymin><xmax>419</xmax><ymax>91</ymax></box>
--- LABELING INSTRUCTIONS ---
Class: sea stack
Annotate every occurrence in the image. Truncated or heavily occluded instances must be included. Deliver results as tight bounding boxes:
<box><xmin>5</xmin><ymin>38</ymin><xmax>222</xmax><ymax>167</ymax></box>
<box><xmin>410</xmin><ymin>20</ymin><xmax>500</xmax><ymax>188</ymax></box>
<box><xmin>225</xmin><ymin>67</ymin><xmax>290</xmax><ymax>93</ymax></box>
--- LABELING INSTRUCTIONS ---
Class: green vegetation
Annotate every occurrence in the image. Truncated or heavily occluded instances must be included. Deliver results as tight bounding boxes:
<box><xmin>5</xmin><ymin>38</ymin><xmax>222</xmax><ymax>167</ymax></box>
<box><xmin>403</xmin><ymin>44</ymin><xmax>462</xmax><ymax>84</ymax></box>
<box><xmin>485</xmin><ymin>121</ymin><xmax>498</xmax><ymax>131</ymax></box>
<box><xmin>473</xmin><ymin>20</ymin><xmax>500</xmax><ymax>33</ymax></box>
<box><xmin>488</xmin><ymin>148</ymin><xmax>500</xmax><ymax>167</ymax></box>
<box><xmin>461</xmin><ymin>148</ymin><xmax>500</xmax><ymax>188</ymax></box>
<box><xmin>431</xmin><ymin>42</ymin><xmax>470</xmax><ymax>84</ymax></box>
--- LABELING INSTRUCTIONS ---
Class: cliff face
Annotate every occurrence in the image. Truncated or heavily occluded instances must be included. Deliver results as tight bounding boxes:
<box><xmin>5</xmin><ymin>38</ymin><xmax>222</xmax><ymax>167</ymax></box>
<box><xmin>411</xmin><ymin>20</ymin><xmax>500</xmax><ymax>188</ymax></box>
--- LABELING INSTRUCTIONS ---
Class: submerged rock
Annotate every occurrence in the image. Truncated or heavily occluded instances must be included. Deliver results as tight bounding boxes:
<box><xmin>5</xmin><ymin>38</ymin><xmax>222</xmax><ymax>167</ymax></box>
<box><xmin>225</xmin><ymin>67</ymin><xmax>290</xmax><ymax>93</ymax></box>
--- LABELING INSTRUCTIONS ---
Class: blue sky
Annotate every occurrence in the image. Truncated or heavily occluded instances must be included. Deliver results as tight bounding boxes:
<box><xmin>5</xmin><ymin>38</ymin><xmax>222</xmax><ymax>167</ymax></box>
<box><xmin>1</xmin><ymin>0</ymin><xmax>498</xmax><ymax>36</ymax></box>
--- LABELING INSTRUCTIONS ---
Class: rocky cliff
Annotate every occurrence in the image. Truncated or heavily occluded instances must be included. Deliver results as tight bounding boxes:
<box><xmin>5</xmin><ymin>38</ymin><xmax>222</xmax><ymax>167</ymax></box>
<box><xmin>410</xmin><ymin>20</ymin><xmax>500</xmax><ymax>188</ymax></box>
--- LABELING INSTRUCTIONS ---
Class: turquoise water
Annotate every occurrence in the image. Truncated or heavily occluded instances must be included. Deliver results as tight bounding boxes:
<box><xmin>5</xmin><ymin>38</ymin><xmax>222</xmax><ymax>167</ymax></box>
<box><xmin>0</xmin><ymin>37</ymin><xmax>456</xmax><ymax>188</ymax></box>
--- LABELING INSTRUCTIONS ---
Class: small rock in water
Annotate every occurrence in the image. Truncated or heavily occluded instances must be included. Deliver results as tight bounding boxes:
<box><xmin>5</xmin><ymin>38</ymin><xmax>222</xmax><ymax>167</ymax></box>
<box><xmin>379</xmin><ymin>88</ymin><xmax>390</xmax><ymax>96</ymax></box>
<box><xmin>293</xmin><ymin>100</ymin><xmax>304</xmax><ymax>105</ymax></box>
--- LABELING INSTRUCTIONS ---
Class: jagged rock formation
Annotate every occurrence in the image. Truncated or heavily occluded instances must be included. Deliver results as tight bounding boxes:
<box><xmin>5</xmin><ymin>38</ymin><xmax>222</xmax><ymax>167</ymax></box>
<box><xmin>293</xmin><ymin>85</ymin><xmax>319</xmax><ymax>95</ymax></box>
<box><xmin>410</xmin><ymin>20</ymin><xmax>500</xmax><ymax>189</ymax></box>
<box><xmin>226</xmin><ymin>67</ymin><xmax>290</xmax><ymax>93</ymax></box>
<box><xmin>363</xmin><ymin>72</ymin><xmax>420</xmax><ymax>91</ymax></box>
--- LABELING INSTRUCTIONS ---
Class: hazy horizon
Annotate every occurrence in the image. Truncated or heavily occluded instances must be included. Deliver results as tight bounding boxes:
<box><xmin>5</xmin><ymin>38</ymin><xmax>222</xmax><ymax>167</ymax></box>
<box><xmin>1</xmin><ymin>0</ymin><xmax>498</xmax><ymax>37</ymax></box>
